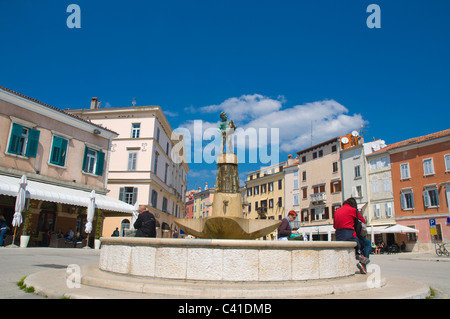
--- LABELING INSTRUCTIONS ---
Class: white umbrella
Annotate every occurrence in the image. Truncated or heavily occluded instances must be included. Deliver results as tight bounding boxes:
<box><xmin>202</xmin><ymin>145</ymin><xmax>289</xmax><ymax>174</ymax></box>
<box><xmin>11</xmin><ymin>175</ymin><xmax>28</xmax><ymax>245</ymax></box>
<box><xmin>380</xmin><ymin>224</ymin><xmax>419</xmax><ymax>233</ymax></box>
<box><xmin>12</xmin><ymin>175</ymin><xmax>27</xmax><ymax>228</ymax></box>
<box><xmin>85</xmin><ymin>190</ymin><xmax>96</xmax><ymax>234</ymax></box>
<box><xmin>131</xmin><ymin>201</ymin><xmax>139</xmax><ymax>230</ymax></box>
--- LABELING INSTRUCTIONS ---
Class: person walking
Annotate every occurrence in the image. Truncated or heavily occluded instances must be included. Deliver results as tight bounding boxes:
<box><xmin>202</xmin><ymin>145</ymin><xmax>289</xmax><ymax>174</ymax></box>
<box><xmin>0</xmin><ymin>216</ymin><xmax>8</xmax><ymax>247</ymax></box>
<box><xmin>333</xmin><ymin>197</ymin><xmax>370</xmax><ymax>274</ymax></box>
<box><xmin>134</xmin><ymin>205</ymin><xmax>156</xmax><ymax>238</ymax></box>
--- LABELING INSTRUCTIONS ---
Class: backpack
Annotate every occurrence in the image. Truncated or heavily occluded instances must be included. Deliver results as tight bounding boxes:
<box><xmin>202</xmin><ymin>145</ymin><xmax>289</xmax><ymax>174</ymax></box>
<box><xmin>354</xmin><ymin>210</ymin><xmax>367</xmax><ymax>237</ymax></box>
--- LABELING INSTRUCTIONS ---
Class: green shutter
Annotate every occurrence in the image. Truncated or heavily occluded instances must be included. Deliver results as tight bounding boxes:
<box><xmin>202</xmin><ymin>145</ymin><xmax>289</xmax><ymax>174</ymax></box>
<box><xmin>25</xmin><ymin>128</ymin><xmax>40</xmax><ymax>158</ymax></box>
<box><xmin>82</xmin><ymin>146</ymin><xmax>89</xmax><ymax>172</ymax></box>
<box><xmin>95</xmin><ymin>150</ymin><xmax>105</xmax><ymax>176</ymax></box>
<box><xmin>119</xmin><ymin>187</ymin><xmax>125</xmax><ymax>202</ymax></box>
<box><xmin>50</xmin><ymin>136</ymin><xmax>68</xmax><ymax>166</ymax></box>
<box><xmin>8</xmin><ymin>123</ymin><xmax>23</xmax><ymax>155</ymax></box>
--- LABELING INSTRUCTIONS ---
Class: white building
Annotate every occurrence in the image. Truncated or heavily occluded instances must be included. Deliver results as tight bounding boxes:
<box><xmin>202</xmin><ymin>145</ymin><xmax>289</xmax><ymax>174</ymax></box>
<box><xmin>69</xmin><ymin>100</ymin><xmax>189</xmax><ymax>237</ymax></box>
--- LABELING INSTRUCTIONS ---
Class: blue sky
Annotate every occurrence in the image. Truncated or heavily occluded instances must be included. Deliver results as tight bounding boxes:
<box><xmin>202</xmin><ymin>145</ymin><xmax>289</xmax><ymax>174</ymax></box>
<box><xmin>1</xmin><ymin>0</ymin><xmax>449</xmax><ymax>191</ymax></box>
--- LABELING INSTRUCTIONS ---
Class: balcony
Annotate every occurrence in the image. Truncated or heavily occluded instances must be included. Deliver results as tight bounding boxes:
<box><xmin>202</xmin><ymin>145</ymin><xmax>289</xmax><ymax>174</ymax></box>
<box><xmin>310</xmin><ymin>192</ymin><xmax>326</xmax><ymax>204</ymax></box>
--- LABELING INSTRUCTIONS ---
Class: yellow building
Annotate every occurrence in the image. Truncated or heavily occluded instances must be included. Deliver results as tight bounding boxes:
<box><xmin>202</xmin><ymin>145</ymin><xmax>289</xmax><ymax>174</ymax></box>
<box><xmin>244</xmin><ymin>162</ymin><xmax>286</xmax><ymax>239</ymax></box>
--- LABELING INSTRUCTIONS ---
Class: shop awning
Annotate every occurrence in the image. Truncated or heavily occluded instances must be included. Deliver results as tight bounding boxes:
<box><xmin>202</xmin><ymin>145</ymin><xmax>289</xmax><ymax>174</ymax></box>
<box><xmin>0</xmin><ymin>174</ymin><xmax>134</xmax><ymax>214</ymax></box>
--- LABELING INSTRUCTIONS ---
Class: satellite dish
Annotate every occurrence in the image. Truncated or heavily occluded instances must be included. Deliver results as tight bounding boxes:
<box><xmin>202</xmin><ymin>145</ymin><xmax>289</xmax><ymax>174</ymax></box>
<box><xmin>352</xmin><ymin>130</ymin><xmax>359</xmax><ymax>137</ymax></box>
<box><xmin>341</xmin><ymin>137</ymin><xmax>349</xmax><ymax>144</ymax></box>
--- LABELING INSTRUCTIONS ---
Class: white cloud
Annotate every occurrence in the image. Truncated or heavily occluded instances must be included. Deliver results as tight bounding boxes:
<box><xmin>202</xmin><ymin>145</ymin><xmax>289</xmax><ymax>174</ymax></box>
<box><xmin>177</xmin><ymin>94</ymin><xmax>368</xmax><ymax>154</ymax></box>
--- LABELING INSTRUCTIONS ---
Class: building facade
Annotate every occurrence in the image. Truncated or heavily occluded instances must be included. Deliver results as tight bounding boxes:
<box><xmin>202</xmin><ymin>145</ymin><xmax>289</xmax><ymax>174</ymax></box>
<box><xmin>0</xmin><ymin>86</ymin><xmax>133</xmax><ymax>246</ymax></box>
<box><xmin>245</xmin><ymin>162</ymin><xmax>286</xmax><ymax>239</ymax></box>
<box><xmin>69</xmin><ymin>101</ymin><xmax>189</xmax><ymax>238</ymax></box>
<box><xmin>387</xmin><ymin>129</ymin><xmax>450</xmax><ymax>252</ymax></box>
<box><xmin>296</xmin><ymin>137</ymin><xmax>342</xmax><ymax>240</ymax></box>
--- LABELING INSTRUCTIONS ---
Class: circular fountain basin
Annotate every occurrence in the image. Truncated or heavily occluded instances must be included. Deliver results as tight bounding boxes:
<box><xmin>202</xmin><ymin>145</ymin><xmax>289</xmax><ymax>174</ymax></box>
<box><xmin>99</xmin><ymin>237</ymin><xmax>356</xmax><ymax>282</ymax></box>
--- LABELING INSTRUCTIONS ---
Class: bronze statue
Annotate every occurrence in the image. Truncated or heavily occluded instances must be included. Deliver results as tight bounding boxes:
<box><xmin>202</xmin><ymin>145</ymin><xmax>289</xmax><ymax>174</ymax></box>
<box><xmin>218</xmin><ymin>111</ymin><xmax>236</xmax><ymax>153</ymax></box>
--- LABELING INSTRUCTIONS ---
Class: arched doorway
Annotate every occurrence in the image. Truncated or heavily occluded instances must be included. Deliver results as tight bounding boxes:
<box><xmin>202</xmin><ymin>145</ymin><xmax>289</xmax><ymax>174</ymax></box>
<box><xmin>121</xmin><ymin>219</ymin><xmax>130</xmax><ymax>236</ymax></box>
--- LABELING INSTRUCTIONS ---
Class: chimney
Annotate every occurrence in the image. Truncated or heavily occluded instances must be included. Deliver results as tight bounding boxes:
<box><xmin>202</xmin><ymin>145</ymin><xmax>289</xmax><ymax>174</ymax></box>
<box><xmin>90</xmin><ymin>97</ymin><xmax>99</xmax><ymax>109</ymax></box>
<box><xmin>287</xmin><ymin>154</ymin><xmax>295</xmax><ymax>166</ymax></box>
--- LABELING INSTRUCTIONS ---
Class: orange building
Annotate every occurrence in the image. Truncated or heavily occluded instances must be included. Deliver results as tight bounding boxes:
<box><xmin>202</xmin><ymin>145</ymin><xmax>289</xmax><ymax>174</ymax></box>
<box><xmin>385</xmin><ymin>129</ymin><xmax>450</xmax><ymax>252</ymax></box>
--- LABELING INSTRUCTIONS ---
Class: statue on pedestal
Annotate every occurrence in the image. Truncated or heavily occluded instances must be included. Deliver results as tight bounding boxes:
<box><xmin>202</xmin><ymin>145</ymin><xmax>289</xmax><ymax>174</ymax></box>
<box><xmin>218</xmin><ymin>111</ymin><xmax>236</xmax><ymax>154</ymax></box>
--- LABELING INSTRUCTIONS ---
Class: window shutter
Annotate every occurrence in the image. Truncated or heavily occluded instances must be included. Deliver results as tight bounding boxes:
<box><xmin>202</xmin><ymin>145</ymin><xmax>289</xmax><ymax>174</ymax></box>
<box><xmin>400</xmin><ymin>193</ymin><xmax>406</xmax><ymax>210</ymax></box>
<box><xmin>82</xmin><ymin>146</ymin><xmax>89</xmax><ymax>172</ymax></box>
<box><xmin>119</xmin><ymin>187</ymin><xmax>125</xmax><ymax>202</ymax></box>
<box><xmin>423</xmin><ymin>190</ymin><xmax>430</xmax><ymax>208</ymax></box>
<box><xmin>95</xmin><ymin>150</ymin><xmax>105</xmax><ymax>176</ymax></box>
<box><xmin>132</xmin><ymin>188</ymin><xmax>138</xmax><ymax>205</ymax></box>
<box><xmin>8</xmin><ymin>123</ymin><xmax>23</xmax><ymax>154</ymax></box>
<box><xmin>310</xmin><ymin>209</ymin><xmax>315</xmax><ymax>221</ymax></box>
<box><xmin>50</xmin><ymin>136</ymin><xmax>68</xmax><ymax>166</ymax></box>
<box><xmin>25</xmin><ymin>128</ymin><xmax>40</xmax><ymax>158</ymax></box>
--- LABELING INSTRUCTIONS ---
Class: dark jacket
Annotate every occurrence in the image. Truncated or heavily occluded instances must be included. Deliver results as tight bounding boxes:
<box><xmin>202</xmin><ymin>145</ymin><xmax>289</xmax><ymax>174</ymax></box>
<box><xmin>134</xmin><ymin>211</ymin><xmax>156</xmax><ymax>238</ymax></box>
<box><xmin>277</xmin><ymin>218</ymin><xmax>292</xmax><ymax>239</ymax></box>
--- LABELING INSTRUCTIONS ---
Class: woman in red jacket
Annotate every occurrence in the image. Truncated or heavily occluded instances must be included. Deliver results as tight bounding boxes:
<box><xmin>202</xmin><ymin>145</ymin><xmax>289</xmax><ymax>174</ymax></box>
<box><xmin>278</xmin><ymin>210</ymin><xmax>299</xmax><ymax>240</ymax></box>
<box><xmin>333</xmin><ymin>197</ymin><xmax>370</xmax><ymax>273</ymax></box>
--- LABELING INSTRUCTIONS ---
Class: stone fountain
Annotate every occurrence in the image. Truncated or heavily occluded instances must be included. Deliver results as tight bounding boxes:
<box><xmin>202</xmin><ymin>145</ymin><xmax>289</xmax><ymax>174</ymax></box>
<box><xmin>93</xmin><ymin>112</ymin><xmax>362</xmax><ymax>297</ymax></box>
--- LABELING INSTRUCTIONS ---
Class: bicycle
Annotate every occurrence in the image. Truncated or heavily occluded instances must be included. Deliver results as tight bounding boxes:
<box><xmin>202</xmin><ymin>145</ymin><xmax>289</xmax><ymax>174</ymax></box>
<box><xmin>435</xmin><ymin>242</ymin><xmax>450</xmax><ymax>257</ymax></box>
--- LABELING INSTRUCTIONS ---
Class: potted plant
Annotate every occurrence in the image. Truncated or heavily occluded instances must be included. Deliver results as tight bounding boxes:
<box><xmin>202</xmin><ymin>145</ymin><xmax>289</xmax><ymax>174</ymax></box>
<box><xmin>94</xmin><ymin>209</ymin><xmax>103</xmax><ymax>250</ymax></box>
<box><xmin>20</xmin><ymin>200</ymin><xmax>33</xmax><ymax>248</ymax></box>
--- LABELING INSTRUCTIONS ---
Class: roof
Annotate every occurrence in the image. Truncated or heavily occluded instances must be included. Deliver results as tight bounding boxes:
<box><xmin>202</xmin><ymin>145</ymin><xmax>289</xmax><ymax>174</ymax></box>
<box><xmin>0</xmin><ymin>86</ymin><xmax>118</xmax><ymax>135</ymax></box>
<box><xmin>371</xmin><ymin>128</ymin><xmax>450</xmax><ymax>154</ymax></box>
<box><xmin>296</xmin><ymin>136</ymin><xmax>339</xmax><ymax>155</ymax></box>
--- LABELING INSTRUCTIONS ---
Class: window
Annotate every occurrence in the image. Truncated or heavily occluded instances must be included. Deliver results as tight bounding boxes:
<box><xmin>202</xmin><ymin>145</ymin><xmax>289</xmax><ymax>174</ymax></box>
<box><xmin>374</xmin><ymin>204</ymin><xmax>381</xmax><ymax>218</ymax></box>
<box><xmin>131</xmin><ymin>123</ymin><xmax>140</xmax><ymax>138</ymax></box>
<box><xmin>153</xmin><ymin>152</ymin><xmax>159</xmax><ymax>175</ymax></box>
<box><xmin>400</xmin><ymin>163</ymin><xmax>410</xmax><ymax>180</ymax></box>
<box><xmin>369</xmin><ymin>156</ymin><xmax>390</xmax><ymax>171</ymax></box>
<box><xmin>301</xmin><ymin>156</ymin><xmax>306</xmax><ymax>163</ymax></box>
<box><xmin>119</xmin><ymin>187</ymin><xmax>137</xmax><ymax>205</ymax></box>
<box><xmin>162</xmin><ymin>197</ymin><xmax>168</xmax><ymax>213</ymax></box>
<box><xmin>330</xmin><ymin>180</ymin><xmax>341</xmax><ymax>193</ymax></box>
<box><xmin>151</xmin><ymin>190</ymin><xmax>158</xmax><ymax>208</ymax></box>
<box><xmin>164</xmin><ymin>164</ymin><xmax>169</xmax><ymax>184</ymax></box>
<box><xmin>7</xmin><ymin>123</ymin><xmax>40</xmax><ymax>158</ymax></box>
<box><xmin>372</xmin><ymin>180</ymin><xmax>379</xmax><ymax>193</ymax></box>
<box><xmin>332</xmin><ymin>162</ymin><xmax>338</xmax><ymax>173</ymax></box>
<box><xmin>331</xmin><ymin>145</ymin><xmax>337</xmax><ymax>153</ymax></box>
<box><xmin>293</xmin><ymin>194</ymin><xmax>299</xmax><ymax>206</ymax></box>
<box><xmin>277</xmin><ymin>197</ymin><xmax>282</xmax><ymax>207</ymax></box>
<box><xmin>49</xmin><ymin>135</ymin><xmax>68</xmax><ymax>166</ymax></box>
<box><xmin>382</xmin><ymin>178</ymin><xmax>392</xmax><ymax>192</ymax></box>
<box><xmin>128</xmin><ymin>152</ymin><xmax>137</xmax><ymax>171</ymax></box>
<box><xmin>354</xmin><ymin>165</ymin><xmax>361</xmax><ymax>179</ymax></box>
<box><xmin>156</xmin><ymin>127</ymin><xmax>160</xmax><ymax>143</ymax></box>
<box><xmin>269</xmin><ymin>198</ymin><xmax>274</xmax><ymax>209</ymax></box>
<box><xmin>445</xmin><ymin>155</ymin><xmax>450</xmax><ymax>172</ymax></box>
<box><xmin>400</xmin><ymin>190</ymin><xmax>414</xmax><ymax>210</ymax></box>
<box><xmin>302</xmin><ymin>171</ymin><xmax>307</xmax><ymax>181</ymax></box>
<box><xmin>313</xmin><ymin>152</ymin><xmax>317</xmax><ymax>159</ymax></box>
<box><xmin>385</xmin><ymin>202</ymin><xmax>393</xmax><ymax>217</ymax></box>
<box><xmin>268</xmin><ymin>182</ymin><xmax>274</xmax><ymax>192</ymax></box>
<box><xmin>278</xmin><ymin>179</ymin><xmax>282</xmax><ymax>190</ymax></box>
<box><xmin>247</xmin><ymin>187</ymin><xmax>252</xmax><ymax>197</ymax></box>
<box><xmin>423</xmin><ymin>187</ymin><xmax>439</xmax><ymax>208</ymax></box>
<box><xmin>82</xmin><ymin>146</ymin><xmax>105</xmax><ymax>176</ymax></box>
<box><xmin>423</xmin><ymin>158</ymin><xmax>435</xmax><ymax>176</ymax></box>
<box><xmin>352</xmin><ymin>185</ymin><xmax>362</xmax><ymax>198</ymax></box>
<box><xmin>293</xmin><ymin>179</ymin><xmax>299</xmax><ymax>190</ymax></box>
<box><xmin>254</xmin><ymin>185</ymin><xmax>259</xmax><ymax>195</ymax></box>
<box><xmin>302</xmin><ymin>187</ymin><xmax>307</xmax><ymax>199</ymax></box>
<box><xmin>261</xmin><ymin>184</ymin><xmax>267</xmax><ymax>193</ymax></box>
<box><xmin>318</xmin><ymin>150</ymin><xmax>323</xmax><ymax>157</ymax></box>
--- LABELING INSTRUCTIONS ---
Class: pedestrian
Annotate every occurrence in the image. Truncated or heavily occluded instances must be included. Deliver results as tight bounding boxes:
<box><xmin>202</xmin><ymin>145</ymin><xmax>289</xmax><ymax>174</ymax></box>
<box><xmin>277</xmin><ymin>210</ymin><xmax>299</xmax><ymax>240</ymax></box>
<box><xmin>134</xmin><ymin>205</ymin><xmax>156</xmax><ymax>238</ymax></box>
<box><xmin>0</xmin><ymin>216</ymin><xmax>8</xmax><ymax>247</ymax></box>
<box><xmin>111</xmin><ymin>227</ymin><xmax>120</xmax><ymax>237</ymax></box>
<box><xmin>333</xmin><ymin>197</ymin><xmax>370</xmax><ymax>274</ymax></box>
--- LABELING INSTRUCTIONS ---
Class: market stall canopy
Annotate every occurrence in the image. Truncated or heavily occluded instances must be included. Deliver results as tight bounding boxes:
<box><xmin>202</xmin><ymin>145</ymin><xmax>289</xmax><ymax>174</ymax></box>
<box><xmin>380</xmin><ymin>224</ymin><xmax>419</xmax><ymax>233</ymax></box>
<box><xmin>0</xmin><ymin>174</ymin><xmax>134</xmax><ymax>214</ymax></box>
